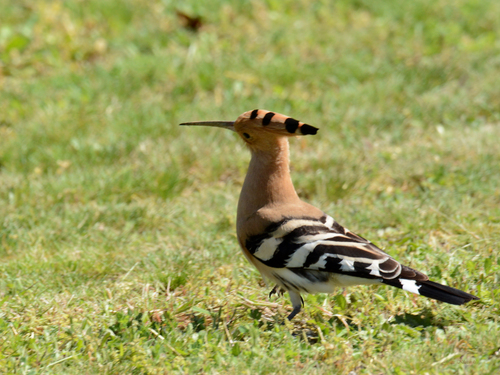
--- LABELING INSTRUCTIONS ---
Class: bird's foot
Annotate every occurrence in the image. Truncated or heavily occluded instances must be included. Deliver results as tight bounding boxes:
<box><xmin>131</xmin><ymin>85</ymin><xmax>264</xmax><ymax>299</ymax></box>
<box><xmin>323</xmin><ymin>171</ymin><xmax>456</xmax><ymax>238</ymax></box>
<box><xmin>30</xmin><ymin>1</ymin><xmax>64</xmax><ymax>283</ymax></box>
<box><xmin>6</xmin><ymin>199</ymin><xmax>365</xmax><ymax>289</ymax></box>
<box><xmin>269</xmin><ymin>285</ymin><xmax>286</xmax><ymax>299</ymax></box>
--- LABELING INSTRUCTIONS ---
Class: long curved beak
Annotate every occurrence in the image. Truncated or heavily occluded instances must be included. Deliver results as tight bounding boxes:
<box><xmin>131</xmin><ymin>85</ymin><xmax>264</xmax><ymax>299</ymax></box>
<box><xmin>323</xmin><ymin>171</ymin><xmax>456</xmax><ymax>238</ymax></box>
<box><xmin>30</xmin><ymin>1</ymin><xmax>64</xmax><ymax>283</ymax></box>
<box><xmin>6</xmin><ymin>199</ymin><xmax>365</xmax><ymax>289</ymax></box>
<box><xmin>179</xmin><ymin>121</ymin><xmax>235</xmax><ymax>131</ymax></box>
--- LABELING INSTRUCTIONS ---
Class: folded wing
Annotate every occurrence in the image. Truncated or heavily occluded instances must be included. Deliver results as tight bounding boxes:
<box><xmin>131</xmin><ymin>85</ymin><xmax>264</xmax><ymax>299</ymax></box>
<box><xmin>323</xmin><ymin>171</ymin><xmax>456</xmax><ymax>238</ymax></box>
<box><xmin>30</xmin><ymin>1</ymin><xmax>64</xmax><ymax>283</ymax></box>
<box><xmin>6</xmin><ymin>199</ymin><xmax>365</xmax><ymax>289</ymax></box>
<box><xmin>246</xmin><ymin>214</ymin><xmax>428</xmax><ymax>283</ymax></box>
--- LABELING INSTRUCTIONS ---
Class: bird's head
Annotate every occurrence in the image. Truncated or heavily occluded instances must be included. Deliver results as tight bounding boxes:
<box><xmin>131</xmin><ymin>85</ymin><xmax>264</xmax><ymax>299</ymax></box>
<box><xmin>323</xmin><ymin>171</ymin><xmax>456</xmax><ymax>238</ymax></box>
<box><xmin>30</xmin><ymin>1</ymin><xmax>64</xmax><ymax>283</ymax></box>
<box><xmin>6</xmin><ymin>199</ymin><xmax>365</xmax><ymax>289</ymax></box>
<box><xmin>180</xmin><ymin>109</ymin><xmax>318</xmax><ymax>151</ymax></box>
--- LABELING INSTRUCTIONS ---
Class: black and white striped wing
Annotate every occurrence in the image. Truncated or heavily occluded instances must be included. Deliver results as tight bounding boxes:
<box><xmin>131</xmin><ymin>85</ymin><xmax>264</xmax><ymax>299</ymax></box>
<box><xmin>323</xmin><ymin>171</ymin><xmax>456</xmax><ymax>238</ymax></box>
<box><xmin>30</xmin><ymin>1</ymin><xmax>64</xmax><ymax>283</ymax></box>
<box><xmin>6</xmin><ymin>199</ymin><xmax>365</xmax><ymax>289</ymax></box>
<box><xmin>246</xmin><ymin>215</ymin><xmax>479</xmax><ymax>304</ymax></box>
<box><xmin>246</xmin><ymin>215</ymin><xmax>427</xmax><ymax>284</ymax></box>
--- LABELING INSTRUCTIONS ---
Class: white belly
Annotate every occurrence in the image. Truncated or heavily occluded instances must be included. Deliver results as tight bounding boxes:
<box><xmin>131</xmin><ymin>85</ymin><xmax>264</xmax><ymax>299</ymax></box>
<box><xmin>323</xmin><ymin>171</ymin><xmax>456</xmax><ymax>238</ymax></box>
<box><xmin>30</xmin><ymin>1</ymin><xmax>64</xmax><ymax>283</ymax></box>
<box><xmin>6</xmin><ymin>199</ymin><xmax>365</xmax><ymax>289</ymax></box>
<box><xmin>257</xmin><ymin>264</ymin><xmax>381</xmax><ymax>295</ymax></box>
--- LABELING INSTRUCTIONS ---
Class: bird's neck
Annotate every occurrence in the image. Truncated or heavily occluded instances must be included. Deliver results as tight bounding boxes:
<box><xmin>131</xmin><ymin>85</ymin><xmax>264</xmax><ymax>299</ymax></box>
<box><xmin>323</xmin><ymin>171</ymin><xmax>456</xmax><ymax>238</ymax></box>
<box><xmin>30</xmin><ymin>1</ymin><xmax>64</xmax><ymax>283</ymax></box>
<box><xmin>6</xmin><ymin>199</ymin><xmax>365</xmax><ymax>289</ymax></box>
<box><xmin>237</xmin><ymin>137</ymin><xmax>300</xmax><ymax>225</ymax></box>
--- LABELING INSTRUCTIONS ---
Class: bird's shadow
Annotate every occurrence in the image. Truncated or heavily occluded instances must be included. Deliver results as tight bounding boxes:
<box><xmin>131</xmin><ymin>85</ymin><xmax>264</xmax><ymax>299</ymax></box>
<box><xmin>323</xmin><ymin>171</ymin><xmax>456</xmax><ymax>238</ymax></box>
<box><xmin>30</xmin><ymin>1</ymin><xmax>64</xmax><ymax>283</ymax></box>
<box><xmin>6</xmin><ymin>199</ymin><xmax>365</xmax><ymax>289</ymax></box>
<box><xmin>289</xmin><ymin>307</ymin><xmax>448</xmax><ymax>344</ymax></box>
<box><xmin>391</xmin><ymin>308</ymin><xmax>447</xmax><ymax>329</ymax></box>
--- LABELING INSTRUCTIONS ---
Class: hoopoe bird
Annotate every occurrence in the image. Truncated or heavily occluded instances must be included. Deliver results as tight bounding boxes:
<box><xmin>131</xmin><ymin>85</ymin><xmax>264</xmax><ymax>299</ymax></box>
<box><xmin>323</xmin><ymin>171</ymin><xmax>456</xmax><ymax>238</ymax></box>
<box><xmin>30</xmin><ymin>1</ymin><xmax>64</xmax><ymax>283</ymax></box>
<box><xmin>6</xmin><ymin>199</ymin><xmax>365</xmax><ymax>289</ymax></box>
<box><xmin>181</xmin><ymin>109</ymin><xmax>479</xmax><ymax>321</ymax></box>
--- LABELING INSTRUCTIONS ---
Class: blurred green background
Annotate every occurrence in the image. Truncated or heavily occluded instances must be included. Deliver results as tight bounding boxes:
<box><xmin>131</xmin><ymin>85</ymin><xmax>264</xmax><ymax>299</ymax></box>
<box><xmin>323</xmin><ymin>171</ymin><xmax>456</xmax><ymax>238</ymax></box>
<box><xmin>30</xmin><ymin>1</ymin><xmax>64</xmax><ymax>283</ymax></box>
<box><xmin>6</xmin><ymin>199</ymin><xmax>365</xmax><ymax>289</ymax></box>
<box><xmin>1</xmin><ymin>0</ymin><xmax>499</xmax><ymax>373</ymax></box>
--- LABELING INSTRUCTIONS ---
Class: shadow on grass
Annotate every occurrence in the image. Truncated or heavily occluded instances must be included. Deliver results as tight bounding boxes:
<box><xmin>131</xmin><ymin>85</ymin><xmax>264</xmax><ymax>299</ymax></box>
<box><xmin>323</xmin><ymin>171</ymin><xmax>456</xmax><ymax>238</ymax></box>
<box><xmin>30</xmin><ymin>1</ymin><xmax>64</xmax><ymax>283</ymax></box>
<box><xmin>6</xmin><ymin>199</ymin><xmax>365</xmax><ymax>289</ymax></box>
<box><xmin>392</xmin><ymin>308</ymin><xmax>447</xmax><ymax>329</ymax></box>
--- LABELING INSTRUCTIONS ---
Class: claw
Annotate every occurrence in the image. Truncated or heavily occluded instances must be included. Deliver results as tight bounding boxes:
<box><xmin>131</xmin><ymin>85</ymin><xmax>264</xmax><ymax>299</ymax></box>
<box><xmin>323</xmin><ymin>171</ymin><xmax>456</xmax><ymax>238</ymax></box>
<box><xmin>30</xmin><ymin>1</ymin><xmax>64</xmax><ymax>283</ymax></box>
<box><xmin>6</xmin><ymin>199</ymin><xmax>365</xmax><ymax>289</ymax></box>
<box><xmin>287</xmin><ymin>290</ymin><xmax>303</xmax><ymax>321</ymax></box>
<box><xmin>269</xmin><ymin>285</ymin><xmax>285</xmax><ymax>299</ymax></box>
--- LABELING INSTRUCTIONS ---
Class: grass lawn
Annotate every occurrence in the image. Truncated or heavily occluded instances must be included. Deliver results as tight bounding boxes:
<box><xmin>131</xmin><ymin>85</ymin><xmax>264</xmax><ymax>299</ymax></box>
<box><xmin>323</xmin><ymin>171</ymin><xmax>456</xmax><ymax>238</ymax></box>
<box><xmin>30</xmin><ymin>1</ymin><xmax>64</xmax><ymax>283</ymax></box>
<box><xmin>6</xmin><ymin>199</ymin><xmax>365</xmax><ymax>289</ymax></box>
<box><xmin>1</xmin><ymin>0</ymin><xmax>500</xmax><ymax>373</ymax></box>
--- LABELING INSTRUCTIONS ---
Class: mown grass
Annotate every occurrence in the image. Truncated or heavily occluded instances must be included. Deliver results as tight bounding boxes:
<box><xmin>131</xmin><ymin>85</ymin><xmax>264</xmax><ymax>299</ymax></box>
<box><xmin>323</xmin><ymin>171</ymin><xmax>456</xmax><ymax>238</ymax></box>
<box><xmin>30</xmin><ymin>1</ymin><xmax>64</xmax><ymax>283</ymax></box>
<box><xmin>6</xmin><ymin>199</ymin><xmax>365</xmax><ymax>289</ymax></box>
<box><xmin>1</xmin><ymin>0</ymin><xmax>499</xmax><ymax>373</ymax></box>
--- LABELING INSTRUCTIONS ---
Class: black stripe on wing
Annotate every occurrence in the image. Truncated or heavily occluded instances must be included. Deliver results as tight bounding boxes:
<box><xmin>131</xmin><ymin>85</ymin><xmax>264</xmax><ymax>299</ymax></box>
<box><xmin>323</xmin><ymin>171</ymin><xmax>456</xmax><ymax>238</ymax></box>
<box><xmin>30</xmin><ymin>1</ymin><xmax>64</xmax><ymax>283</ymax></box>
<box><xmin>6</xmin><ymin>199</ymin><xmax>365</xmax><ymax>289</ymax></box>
<box><xmin>246</xmin><ymin>216</ymin><xmax>337</xmax><ymax>267</ymax></box>
<box><xmin>245</xmin><ymin>215</ymin><xmax>413</xmax><ymax>281</ymax></box>
<box><xmin>246</xmin><ymin>215</ymin><xmax>349</xmax><ymax>252</ymax></box>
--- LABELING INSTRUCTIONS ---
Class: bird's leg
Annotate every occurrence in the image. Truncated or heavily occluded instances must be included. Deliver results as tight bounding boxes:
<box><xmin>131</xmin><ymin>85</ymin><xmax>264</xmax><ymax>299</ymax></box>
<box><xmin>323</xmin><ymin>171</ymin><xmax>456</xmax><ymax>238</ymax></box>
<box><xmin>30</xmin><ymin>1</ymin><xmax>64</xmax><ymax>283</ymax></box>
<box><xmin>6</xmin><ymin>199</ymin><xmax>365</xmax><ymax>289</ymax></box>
<box><xmin>269</xmin><ymin>285</ymin><xmax>285</xmax><ymax>299</ymax></box>
<box><xmin>287</xmin><ymin>290</ymin><xmax>304</xmax><ymax>321</ymax></box>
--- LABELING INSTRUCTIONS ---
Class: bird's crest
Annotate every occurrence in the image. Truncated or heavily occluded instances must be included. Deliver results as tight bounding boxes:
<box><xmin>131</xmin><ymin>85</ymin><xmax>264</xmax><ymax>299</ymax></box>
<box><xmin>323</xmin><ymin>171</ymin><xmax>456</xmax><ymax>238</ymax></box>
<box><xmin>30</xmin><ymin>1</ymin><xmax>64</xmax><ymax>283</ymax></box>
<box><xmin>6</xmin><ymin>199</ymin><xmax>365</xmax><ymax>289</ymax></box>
<box><xmin>237</xmin><ymin>109</ymin><xmax>319</xmax><ymax>136</ymax></box>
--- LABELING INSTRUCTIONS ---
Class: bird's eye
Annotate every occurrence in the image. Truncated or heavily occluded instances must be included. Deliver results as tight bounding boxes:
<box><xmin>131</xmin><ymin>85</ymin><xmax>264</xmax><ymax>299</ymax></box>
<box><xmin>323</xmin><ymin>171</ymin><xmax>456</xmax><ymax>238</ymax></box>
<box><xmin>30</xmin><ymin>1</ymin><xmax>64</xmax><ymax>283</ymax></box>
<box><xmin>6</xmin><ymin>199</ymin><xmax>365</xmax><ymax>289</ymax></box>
<box><xmin>243</xmin><ymin>132</ymin><xmax>251</xmax><ymax>139</ymax></box>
